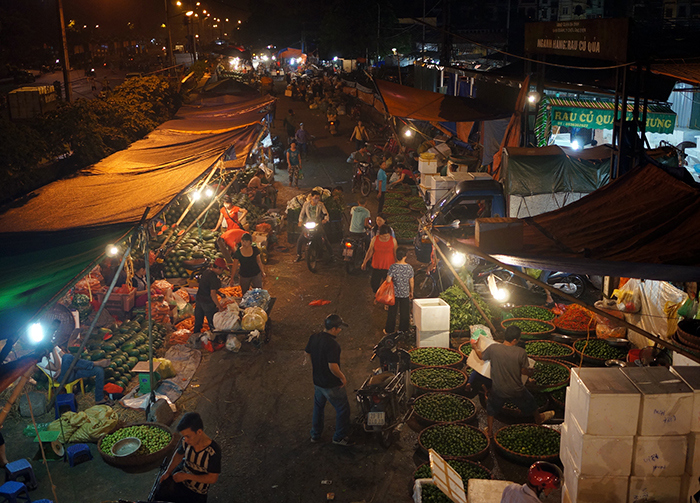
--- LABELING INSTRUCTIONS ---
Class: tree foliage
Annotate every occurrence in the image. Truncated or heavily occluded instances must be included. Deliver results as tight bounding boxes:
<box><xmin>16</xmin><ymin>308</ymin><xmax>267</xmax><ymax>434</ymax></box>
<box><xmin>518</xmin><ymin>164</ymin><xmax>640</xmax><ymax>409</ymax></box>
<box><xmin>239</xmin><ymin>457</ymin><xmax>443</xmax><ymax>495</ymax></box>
<box><xmin>0</xmin><ymin>76</ymin><xmax>180</xmax><ymax>204</ymax></box>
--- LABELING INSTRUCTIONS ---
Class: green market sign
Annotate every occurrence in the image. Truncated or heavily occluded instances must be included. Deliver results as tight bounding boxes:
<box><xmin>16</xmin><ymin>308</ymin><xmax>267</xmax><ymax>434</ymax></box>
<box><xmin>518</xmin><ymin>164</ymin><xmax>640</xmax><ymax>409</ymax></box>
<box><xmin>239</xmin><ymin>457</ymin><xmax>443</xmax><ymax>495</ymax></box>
<box><xmin>550</xmin><ymin>106</ymin><xmax>676</xmax><ymax>134</ymax></box>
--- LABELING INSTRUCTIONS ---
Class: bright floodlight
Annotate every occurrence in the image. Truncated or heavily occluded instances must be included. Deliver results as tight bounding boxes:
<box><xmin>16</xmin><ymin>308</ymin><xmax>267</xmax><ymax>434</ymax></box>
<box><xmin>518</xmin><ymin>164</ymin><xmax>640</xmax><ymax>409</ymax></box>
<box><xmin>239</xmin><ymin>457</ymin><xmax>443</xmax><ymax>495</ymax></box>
<box><xmin>571</xmin><ymin>139</ymin><xmax>581</xmax><ymax>150</ymax></box>
<box><xmin>28</xmin><ymin>323</ymin><xmax>44</xmax><ymax>344</ymax></box>
<box><xmin>205</xmin><ymin>187</ymin><xmax>214</xmax><ymax>197</ymax></box>
<box><xmin>494</xmin><ymin>288</ymin><xmax>510</xmax><ymax>302</ymax></box>
<box><xmin>191</xmin><ymin>191</ymin><xmax>201</xmax><ymax>201</ymax></box>
<box><xmin>186</xmin><ymin>10</ymin><xmax>193</xmax><ymax>16</ymax></box>
<box><xmin>304</xmin><ymin>221</ymin><xmax>317</xmax><ymax>229</ymax></box>
<box><xmin>106</xmin><ymin>244</ymin><xmax>119</xmax><ymax>256</ymax></box>
<box><xmin>528</xmin><ymin>94</ymin><xmax>536</xmax><ymax>103</ymax></box>
<box><xmin>404</xmin><ymin>129</ymin><xmax>412</xmax><ymax>137</ymax></box>
<box><xmin>450</xmin><ymin>251</ymin><xmax>467</xmax><ymax>268</ymax></box>
<box><xmin>333</xmin><ymin>56</ymin><xmax>338</xmax><ymax>62</ymax></box>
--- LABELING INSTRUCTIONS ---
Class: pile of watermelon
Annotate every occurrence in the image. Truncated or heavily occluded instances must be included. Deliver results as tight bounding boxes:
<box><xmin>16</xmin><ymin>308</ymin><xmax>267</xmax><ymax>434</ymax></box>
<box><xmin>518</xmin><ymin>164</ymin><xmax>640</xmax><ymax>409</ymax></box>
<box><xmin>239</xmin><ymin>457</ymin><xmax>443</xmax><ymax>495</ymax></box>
<box><xmin>153</xmin><ymin>229</ymin><xmax>223</xmax><ymax>279</ymax></box>
<box><xmin>69</xmin><ymin>314</ymin><xmax>166</xmax><ymax>390</ymax></box>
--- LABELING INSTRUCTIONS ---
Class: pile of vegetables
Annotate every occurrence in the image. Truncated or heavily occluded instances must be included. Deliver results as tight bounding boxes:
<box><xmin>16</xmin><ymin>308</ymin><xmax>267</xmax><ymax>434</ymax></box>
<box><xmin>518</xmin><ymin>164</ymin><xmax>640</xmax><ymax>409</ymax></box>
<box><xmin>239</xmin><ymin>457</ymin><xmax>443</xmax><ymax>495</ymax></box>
<box><xmin>530</xmin><ymin>361</ymin><xmax>570</xmax><ymax>388</ymax></box>
<box><xmin>439</xmin><ymin>285</ymin><xmax>492</xmax><ymax>331</ymax></box>
<box><xmin>551</xmin><ymin>387</ymin><xmax>567</xmax><ymax>406</ymax></box>
<box><xmin>554</xmin><ymin>304</ymin><xmax>596</xmax><ymax>333</ymax></box>
<box><xmin>574</xmin><ymin>339</ymin><xmax>627</xmax><ymax>361</ymax></box>
<box><xmin>68</xmin><ymin>315</ymin><xmax>167</xmax><ymax>390</ymax></box>
<box><xmin>414</xmin><ymin>458</ymin><xmax>491</xmax><ymax>482</ymax></box>
<box><xmin>413</xmin><ymin>393</ymin><xmax>475</xmax><ymax>423</ymax></box>
<box><xmin>392</xmin><ymin>222</ymin><xmax>418</xmax><ymax>241</ymax></box>
<box><xmin>458</xmin><ymin>342</ymin><xmax>472</xmax><ymax>359</ymax></box>
<box><xmin>501</xmin><ymin>319</ymin><xmax>554</xmax><ymax>336</ymax></box>
<box><xmin>418</xmin><ymin>485</ymin><xmax>452</xmax><ymax>503</ymax></box>
<box><xmin>496</xmin><ymin>424</ymin><xmax>560</xmax><ymax>458</ymax></box>
<box><xmin>411</xmin><ymin>368</ymin><xmax>466</xmax><ymax>390</ymax></box>
<box><xmin>508</xmin><ymin>306</ymin><xmax>555</xmax><ymax>321</ymax></box>
<box><xmin>157</xmin><ymin>230</ymin><xmax>222</xmax><ymax>279</ymax></box>
<box><xmin>525</xmin><ymin>341</ymin><xmax>573</xmax><ymax>358</ymax></box>
<box><xmin>419</xmin><ymin>424</ymin><xmax>488</xmax><ymax>458</ymax></box>
<box><xmin>71</xmin><ymin>293</ymin><xmax>93</xmax><ymax>323</ymax></box>
<box><xmin>100</xmin><ymin>424</ymin><xmax>172</xmax><ymax>456</ymax></box>
<box><xmin>386</xmin><ymin>214</ymin><xmax>416</xmax><ymax>224</ymax></box>
<box><xmin>410</xmin><ymin>347</ymin><xmax>462</xmax><ymax>367</ymax></box>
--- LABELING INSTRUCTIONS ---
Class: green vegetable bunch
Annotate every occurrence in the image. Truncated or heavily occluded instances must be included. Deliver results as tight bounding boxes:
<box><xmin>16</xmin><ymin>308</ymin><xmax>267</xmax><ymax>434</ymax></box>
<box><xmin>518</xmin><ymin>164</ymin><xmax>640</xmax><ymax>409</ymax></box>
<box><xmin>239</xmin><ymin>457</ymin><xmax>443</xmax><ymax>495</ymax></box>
<box><xmin>525</xmin><ymin>341</ymin><xmax>572</xmax><ymax>357</ymax></box>
<box><xmin>496</xmin><ymin>424</ymin><xmax>560</xmax><ymax>457</ymax></box>
<box><xmin>420</xmin><ymin>424</ymin><xmax>488</xmax><ymax>457</ymax></box>
<box><xmin>101</xmin><ymin>425</ymin><xmax>172</xmax><ymax>455</ymax></box>
<box><xmin>531</xmin><ymin>361</ymin><xmax>569</xmax><ymax>387</ymax></box>
<box><xmin>414</xmin><ymin>393</ymin><xmax>475</xmax><ymax>422</ymax></box>
<box><xmin>411</xmin><ymin>347</ymin><xmax>462</xmax><ymax>366</ymax></box>
<box><xmin>439</xmin><ymin>285</ymin><xmax>492</xmax><ymax>331</ymax></box>
<box><xmin>502</xmin><ymin>319</ymin><xmax>553</xmax><ymax>335</ymax></box>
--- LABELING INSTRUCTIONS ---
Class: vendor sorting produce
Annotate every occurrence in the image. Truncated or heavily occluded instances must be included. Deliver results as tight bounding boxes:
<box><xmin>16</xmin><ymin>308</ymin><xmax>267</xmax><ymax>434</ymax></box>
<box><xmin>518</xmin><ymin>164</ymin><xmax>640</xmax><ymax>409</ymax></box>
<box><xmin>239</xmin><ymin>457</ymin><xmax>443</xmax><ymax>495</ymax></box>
<box><xmin>500</xmin><ymin>461</ymin><xmax>562</xmax><ymax>503</ymax></box>
<box><xmin>470</xmin><ymin>325</ymin><xmax>555</xmax><ymax>438</ymax></box>
<box><xmin>232</xmin><ymin>233</ymin><xmax>266</xmax><ymax>293</ymax></box>
<box><xmin>193</xmin><ymin>258</ymin><xmax>227</xmax><ymax>334</ymax></box>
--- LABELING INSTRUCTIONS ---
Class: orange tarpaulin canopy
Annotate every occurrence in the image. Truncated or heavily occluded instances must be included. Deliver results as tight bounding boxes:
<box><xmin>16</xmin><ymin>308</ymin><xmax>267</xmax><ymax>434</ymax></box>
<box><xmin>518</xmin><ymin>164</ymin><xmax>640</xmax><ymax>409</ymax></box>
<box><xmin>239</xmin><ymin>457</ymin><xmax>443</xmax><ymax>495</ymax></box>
<box><xmin>374</xmin><ymin>80</ymin><xmax>512</xmax><ymax>123</ymax></box>
<box><xmin>278</xmin><ymin>47</ymin><xmax>302</xmax><ymax>59</ymax></box>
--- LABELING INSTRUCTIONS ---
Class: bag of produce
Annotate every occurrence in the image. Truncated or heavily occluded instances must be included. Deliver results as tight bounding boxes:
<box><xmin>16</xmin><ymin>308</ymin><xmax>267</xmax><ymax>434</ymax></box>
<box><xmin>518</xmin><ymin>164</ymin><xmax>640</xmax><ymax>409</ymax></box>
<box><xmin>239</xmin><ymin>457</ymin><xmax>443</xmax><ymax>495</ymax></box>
<box><xmin>241</xmin><ymin>312</ymin><xmax>265</xmax><ymax>331</ymax></box>
<box><xmin>244</xmin><ymin>306</ymin><xmax>267</xmax><ymax>324</ymax></box>
<box><xmin>213</xmin><ymin>310</ymin><xmax>240</xmax><ymax>331</ymax></box>
<box><xmin>71</xmin><ymin>405</ymin><xmax>118</xmax><ymax>443</ymax></box>
<box><xmin>240</xmin><ymin>289</ymin><xmax>271</xmax><ymax>310</ymax></box>
<box><xmin>594</xmin><ymin>300</ymin><xmax>627</xmax><ymax>339</ymax></box>
<box><xmin>153</xmin><ymin>358</ymin><xmax>176</xmax><ymax>379</ymax></box>
<box><xmin>375</xmin><ymin>278</ymin><xmax>395</xmax><ymax>306</ymax></box>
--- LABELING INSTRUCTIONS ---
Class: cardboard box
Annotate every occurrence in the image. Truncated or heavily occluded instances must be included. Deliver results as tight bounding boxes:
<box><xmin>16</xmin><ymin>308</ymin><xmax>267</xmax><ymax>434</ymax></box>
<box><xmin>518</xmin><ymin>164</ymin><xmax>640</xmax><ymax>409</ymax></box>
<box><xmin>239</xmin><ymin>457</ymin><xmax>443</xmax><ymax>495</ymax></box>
<box><xmin>475</xmin><ymin>218</ymin><xmax>523</xmax><ymax>252</ymax></box>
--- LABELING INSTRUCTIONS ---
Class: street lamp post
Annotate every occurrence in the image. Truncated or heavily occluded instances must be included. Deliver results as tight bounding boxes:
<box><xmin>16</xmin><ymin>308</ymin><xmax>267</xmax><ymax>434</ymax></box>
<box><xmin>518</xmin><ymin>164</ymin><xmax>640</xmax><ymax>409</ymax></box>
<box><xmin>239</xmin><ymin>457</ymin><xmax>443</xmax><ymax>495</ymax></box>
<box><xmin>56</xmin><ymin>0</ymin><xmax>72</xmax><ymax>102</ymax></box>
<box><xmin>164</xmin><ymin>0</ymin><xmax>175</xmax><ymax>66</ymax></box>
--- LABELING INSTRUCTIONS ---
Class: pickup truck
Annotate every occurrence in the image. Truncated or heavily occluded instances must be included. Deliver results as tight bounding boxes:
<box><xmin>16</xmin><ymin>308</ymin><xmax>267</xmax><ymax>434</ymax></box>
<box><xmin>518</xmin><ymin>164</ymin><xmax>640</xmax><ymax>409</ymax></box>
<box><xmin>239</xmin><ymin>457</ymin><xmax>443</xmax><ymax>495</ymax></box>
<box><xmin>415</xmin><ymin>175</ymin><xmax>506</xmax><ymax>263</ymax></box>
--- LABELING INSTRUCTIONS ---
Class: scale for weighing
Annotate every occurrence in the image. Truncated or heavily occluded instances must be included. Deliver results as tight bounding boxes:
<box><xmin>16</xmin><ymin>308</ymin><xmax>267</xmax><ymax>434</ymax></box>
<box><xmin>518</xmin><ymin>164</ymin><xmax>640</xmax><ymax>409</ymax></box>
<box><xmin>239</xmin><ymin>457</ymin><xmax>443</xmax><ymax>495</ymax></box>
<box><xmin>132</xmin><ymin>361</ymin><xmax>162</xmax><ymax>394</ymax></box>
<box><xmin>33</xmin><ymin>431</ymin><xmax>65</xmax><ymax>461</ymax></box>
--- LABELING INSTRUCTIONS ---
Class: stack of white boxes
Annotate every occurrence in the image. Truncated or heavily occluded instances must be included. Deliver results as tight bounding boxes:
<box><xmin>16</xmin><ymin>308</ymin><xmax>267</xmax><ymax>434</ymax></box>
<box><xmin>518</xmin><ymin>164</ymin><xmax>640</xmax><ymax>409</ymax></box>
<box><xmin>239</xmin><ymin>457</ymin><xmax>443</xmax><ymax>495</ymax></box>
<box><xmin>561</xmin><ymin>368</ymin><xmax>639</xmax><ymax>503</ymax></box>
<box><xmin>412</xmin><ymin>298</ymin><xmax>450</xmax><ymax>348</ymax></box>
<box><xmin>561</xmin><ymin>367</ymin><xmax>694</xmax><ymax>503</ymax></box>
<box><xmin>621</xmin><ymin>367</ymin><xmax>692</xmax><ymax>502</ymax></box>
<box><xmin>670</xmin><ymin>366</ymin><xmax>700</xmax><ymax>500</ymax></box>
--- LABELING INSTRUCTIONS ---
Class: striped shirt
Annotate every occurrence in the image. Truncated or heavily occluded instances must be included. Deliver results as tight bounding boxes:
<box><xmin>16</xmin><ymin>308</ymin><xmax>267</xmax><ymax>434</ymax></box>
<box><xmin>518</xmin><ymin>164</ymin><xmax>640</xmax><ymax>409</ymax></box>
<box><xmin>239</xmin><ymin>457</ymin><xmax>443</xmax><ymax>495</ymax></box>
<box><xmin>177</xmin><ymin>438</ymin><xmax>222</xmax><ymax>495</ymax></box>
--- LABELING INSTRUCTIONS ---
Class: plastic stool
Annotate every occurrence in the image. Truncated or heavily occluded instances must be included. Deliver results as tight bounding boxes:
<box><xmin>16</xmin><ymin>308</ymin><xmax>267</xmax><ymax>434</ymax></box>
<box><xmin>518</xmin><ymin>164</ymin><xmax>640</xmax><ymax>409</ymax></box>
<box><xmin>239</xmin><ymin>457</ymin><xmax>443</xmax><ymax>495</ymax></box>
<box><xmin>65</xmin><ymin>444</ymin><xmax>92</xmax><ymax>467</ymax></box>
<box><xmin>0</xmin><ymin>481</ymin><xmax>31</xmax><ymax>503</ymax></box>
<box><xmin>4</xmin><ymin>460</ymin><xmax>36</xmax><ymax>490</ymax></box>
<box><xmin>54</xmin><ymin>393</ymin><xmax>76</xmax><ymax>419</ymax></box>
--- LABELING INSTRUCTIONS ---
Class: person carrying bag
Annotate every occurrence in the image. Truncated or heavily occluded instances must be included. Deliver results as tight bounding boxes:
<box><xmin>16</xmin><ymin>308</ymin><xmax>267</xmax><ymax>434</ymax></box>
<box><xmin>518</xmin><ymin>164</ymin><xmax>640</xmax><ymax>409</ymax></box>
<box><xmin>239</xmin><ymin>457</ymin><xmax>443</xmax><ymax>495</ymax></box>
<box><xmin>375</xmin><ymin>277</ymin><xmax>395</xmax><ymax>306</ymax></box>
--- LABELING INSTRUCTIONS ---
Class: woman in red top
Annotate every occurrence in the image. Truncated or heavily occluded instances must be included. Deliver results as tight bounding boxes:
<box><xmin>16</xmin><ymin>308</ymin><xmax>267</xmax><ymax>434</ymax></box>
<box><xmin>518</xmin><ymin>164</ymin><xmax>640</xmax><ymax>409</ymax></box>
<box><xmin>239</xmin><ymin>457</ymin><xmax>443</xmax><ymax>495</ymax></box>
<box><xmin>213</xmin><ymin>195</ymin><xmax>247</xmax><ymax>232</ymax></box>
<box><xmin>361</xmin><ymin>224</ymin><xmax>398</xmax><ymax>293</ymax></box>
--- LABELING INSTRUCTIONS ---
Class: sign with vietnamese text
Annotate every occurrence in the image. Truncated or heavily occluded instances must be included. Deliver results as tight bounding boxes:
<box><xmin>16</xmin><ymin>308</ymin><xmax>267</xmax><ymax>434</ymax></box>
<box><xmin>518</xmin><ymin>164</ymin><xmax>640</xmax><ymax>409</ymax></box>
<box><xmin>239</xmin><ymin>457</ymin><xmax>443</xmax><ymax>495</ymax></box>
<box><xmin>550</xmin><ymin>106</ymin><xmax>676</xmax><ymax>134</ymax></box>
<box><xmin>524</xmin><ymin>18</ymin><xmax>629</xmax><ymax>62</ymax></box>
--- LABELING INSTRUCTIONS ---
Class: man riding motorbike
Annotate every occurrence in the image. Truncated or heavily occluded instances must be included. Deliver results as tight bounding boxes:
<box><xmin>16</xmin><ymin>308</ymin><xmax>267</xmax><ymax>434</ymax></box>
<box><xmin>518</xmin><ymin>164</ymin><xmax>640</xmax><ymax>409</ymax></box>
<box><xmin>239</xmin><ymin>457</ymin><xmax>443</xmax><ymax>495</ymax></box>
<box><xmin>295</xmin><ymin>191</ymin><xmax>334</xmax><ymax>263</ymax></box>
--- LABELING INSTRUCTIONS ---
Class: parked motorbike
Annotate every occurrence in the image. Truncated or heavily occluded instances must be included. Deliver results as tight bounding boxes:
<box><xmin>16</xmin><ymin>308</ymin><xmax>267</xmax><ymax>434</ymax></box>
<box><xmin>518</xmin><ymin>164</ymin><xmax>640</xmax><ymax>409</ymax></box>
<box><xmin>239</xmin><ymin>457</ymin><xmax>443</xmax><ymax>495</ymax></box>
<box><xmin>352</xmin><ymin>161</ymin><xmax>373</xmax><ymax>197</ymax></box>
<box><xmin>341</xmin><ymin>232</ymin><xmax>367</xmax><ymax>275</ymax></box>
<box><xmin>355</xmin><ymin>331</ymin><xmax>411</xmax><ymax>447</ymax></box>
<box><xmin>327</xmin><ymin>112</ymin><xmax>339</xmax><ymax>136</ymax></box>
<box><xmin>473</xmin><ymin>264</ymin><xmax>587</xmax><ymax>303</ymax></box>
<box><xmin>301</xmin><ymin>221</ymin><xmax>331</xmax><ymax>273</ymax></box>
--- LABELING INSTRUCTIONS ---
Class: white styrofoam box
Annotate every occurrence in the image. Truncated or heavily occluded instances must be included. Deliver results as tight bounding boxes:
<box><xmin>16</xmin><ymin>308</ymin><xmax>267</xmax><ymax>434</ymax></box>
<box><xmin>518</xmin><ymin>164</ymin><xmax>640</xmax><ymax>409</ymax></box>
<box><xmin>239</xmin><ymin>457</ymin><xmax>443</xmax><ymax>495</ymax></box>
<box><xmin>560</xmin><ymin>420</ymin><xmax>570</xmax><ymax>461</ymax></box>
<box><xmin>562</xmin><ymin>446</ymin><xmax>629</xmax><ymax>503</ymax></box>
<box><xmin>413</xmin><ymin>298</ymin><xmax>450</xmax><ymax>332</ymax></box>
<box><xmin>429</xmin><ymin>176</ymin><xmax>456</xmax><ymax>191</ymax></box>
<box><xmin>673</xmin><ymin>352</ymin><xmax>700</xmax><ymax>367</ymax></box>
<box><xmin>430</xmin><ymin>189</ymin><xmax>451</xmax><ymax>206</ymax></box>
<box><xmin>562</xmin><ymin>483</ymin><xmax>572</xmax><ymax>503</ymax></box>
<box><xmin>621</xmin><ymin>367</ymin><xmax>693</xmax><ymax>436</ymax></box>
<box><xmin>416</xmin><ymin>328</ymin><xmax>449</xmax><ymax>348</ymax></box>
<box><xmin>419</xmin><ymin>157</ymin><xmax>439</xmax><ymax>175</ymax></box>
<box><xmin>681</xmin><ymin>472</ymin><xmax>700</xmax><ymax>502</ymax></box>
<box><xmin>565</xmin><ymin>412</ymin><xmax>634</xmax><ymax>476</ymax></box>
<box><xmin>627</xmin><ymin>476</ymin><xmax>681</xmax><ymax>503</ymax></box>
<box><xmin>687</xmin><ymin>432</ymin><xmax>700</xmax><ymax>475</ymax></box>
<box><xmin>467</xmin><ymin>479</ymin><xmax>515</xmax><ymax>503</ymax></box>
<box><xmin>569</xmin><ymin>368</ymin><xmax>641</xmax><ymax>436</ymax></box>
<box><xmin>671</xmin><ymin>365</ymin><xmax>700</xmax><ymax>432</ymax></box>
<box><xmin>632</xmin><ymin>435</ymin><xmax>687</xmax><ymax>477</ymax></box>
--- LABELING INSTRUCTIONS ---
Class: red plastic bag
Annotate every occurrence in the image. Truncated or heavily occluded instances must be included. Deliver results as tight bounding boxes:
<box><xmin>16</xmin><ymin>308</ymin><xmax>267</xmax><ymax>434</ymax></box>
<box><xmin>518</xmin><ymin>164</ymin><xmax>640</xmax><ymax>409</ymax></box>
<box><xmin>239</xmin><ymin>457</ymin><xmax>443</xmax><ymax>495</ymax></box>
<box><xmin>375</xmin><ymin>278</ymin><xmax>395</xmax><ymax>306</ymax></box>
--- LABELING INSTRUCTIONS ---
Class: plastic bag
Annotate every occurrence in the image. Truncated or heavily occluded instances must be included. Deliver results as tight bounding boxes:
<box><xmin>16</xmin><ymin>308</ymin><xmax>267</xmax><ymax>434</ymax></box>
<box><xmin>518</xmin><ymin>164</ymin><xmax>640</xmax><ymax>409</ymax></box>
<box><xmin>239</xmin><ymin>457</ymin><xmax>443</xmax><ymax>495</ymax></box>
<box><xmin>612</xmin><ymin>286</ymin><xmax>642</xmax><ymax>313</ymax></box>
<box><xmin>241</xmin><ymin>312</ymin><xmax>265</xmax><ymax>331</ymax></box>
<box><xmin>154</xmin><ymin>358</ymin><xmax>176</xmax><ymax>379</ymax></box>
<box><xmin>213</xmin><ymin>310</ymin><xmax>240</xmax><ymax>331</ymax></box>
<box><xmin>226</xmin><ymin>334</ymin><xmax>241</xmax><ymax>352</ymax></box>
<box><xmin>244</xmin><ymin>306</ymin><xmax>268</xmax><ymax>324</ymax></box>
<box><xmin>594</xmin><ymin>301</ymin><xmax>627</xmax><ymax>339</ymax></box>
<box><xmin>48</xmin><ymin>411</ymin><xmax>85</xmax><ymax>443</ymax></box>
<box><xmin>72</xmin><ymin>405</ymin><xmax>118</xmax><ymax>443</ymax></box>
<box><xmin>375</xmin><ymin>278</ymin><xmax>395</xmax><ymax>306</ymax></box>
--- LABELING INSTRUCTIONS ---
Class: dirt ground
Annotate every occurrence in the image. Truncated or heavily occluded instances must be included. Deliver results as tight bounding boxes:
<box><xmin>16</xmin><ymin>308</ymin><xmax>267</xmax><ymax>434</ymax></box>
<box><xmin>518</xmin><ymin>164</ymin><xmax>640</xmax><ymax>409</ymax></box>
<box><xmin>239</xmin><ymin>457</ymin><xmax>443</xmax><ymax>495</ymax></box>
<box><xmin>3</xmin><ymin>78</ymin><xmax>565</xmax><ymax>503</ymax></box>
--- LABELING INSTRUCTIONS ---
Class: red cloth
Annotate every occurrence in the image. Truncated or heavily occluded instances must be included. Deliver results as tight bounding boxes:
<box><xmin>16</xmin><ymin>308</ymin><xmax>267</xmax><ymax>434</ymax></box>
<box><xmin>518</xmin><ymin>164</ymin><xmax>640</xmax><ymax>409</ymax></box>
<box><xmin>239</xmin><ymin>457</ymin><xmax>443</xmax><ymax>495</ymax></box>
<box><xmin>221</xmin><ymin>228</ymin><xmax>246</xmax><ymax>250</ymax></box>
<box><xmin>372</xmin><ymin>236</ymin><xmax>395</xmax><ymax>270</ymax></box>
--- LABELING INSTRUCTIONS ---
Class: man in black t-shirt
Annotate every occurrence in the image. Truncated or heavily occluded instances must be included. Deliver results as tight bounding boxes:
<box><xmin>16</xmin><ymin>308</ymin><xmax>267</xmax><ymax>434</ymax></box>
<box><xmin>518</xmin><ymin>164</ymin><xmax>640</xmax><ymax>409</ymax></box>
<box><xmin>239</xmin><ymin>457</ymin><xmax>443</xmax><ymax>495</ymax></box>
<box><xmin>155</xmin><ymin>412</ymin><xmax>221</xmax><ymax>503</ymax></box>
<box><xmin>305</xmin><ymin>314</ymin><xmax>353</xmax><ymax>446</ymax></box>
<box><xmin>193</xmin><ymin>258</ymin><xmax>227</xmax><ymax>334</ymax></box>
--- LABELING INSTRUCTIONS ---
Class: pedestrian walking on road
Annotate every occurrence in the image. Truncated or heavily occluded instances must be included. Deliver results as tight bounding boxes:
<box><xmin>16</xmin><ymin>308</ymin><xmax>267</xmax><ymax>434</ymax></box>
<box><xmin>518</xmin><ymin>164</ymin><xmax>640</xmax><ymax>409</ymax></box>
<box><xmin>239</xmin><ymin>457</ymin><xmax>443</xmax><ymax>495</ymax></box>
<box><xmin>385</xmin><ymin>247</ymin><xmax>414</xmax><ymax>333</ymax></box>
<box><xmin>286</xmin><ymin>142</ymin><xmax>302</xmax><ymax>188</ymax></box>
<box><xmin>349</xmin><ymin>120</ymin><xmax>369</xmax><ymax>151</ymax></box>
<box><xmin>306</xmin><ymin>314</ymin><xmax>353</xmax><ymax>446</ymax></box>
<box><xmin>295</xmin><ymin>123</ymin><xmax>311</xmax><ymax>158</ymax></box>
<box><xmin>361</xmin><ymin>224</ymin><xmax>397</xmax><ymax>293</ymax></box>
<box><xmin>376</xmin><ymin>161</ymin><xmax>388</xmax><ymax>213</ymax></box>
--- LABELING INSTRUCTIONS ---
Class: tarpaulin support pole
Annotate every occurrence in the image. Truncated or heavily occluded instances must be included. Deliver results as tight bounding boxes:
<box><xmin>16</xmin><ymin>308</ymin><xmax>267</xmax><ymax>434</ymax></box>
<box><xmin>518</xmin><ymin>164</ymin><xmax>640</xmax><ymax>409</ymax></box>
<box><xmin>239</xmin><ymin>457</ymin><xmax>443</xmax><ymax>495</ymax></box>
<box><xmin>51</xmin><ymin>208</ymin><xmax>149</xmax><ymax>406</ymax></box>
<box><xmin>423</xmin><ymin>227</ymin><xmax>498</xmax><ymax>335</ymax></box>
<box><xmin>0</xmin><ymin>366</ymin><xmax>35</xmax><ymax>428</ymax></box>
<box><xmin>145</xmin><ymin>225</ymin><xmax>156</xmax><ymax>418</ymax></box>
<box><xmin>435</xmin><ymin>230</ymin><xmax>700</xmax><ymax>365</ymax></box>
